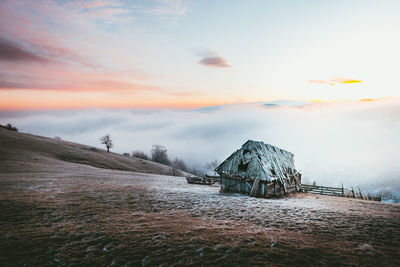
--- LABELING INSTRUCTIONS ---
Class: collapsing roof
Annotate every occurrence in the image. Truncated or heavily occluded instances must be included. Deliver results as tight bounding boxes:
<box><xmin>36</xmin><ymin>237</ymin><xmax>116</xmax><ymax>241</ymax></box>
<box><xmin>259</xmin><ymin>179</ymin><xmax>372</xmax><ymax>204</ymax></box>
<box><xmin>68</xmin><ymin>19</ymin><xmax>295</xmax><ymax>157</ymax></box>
<box><xmin>215</xmin><ymin>140</ymin><xmax>297</xmax><ymax>182</ymax></box>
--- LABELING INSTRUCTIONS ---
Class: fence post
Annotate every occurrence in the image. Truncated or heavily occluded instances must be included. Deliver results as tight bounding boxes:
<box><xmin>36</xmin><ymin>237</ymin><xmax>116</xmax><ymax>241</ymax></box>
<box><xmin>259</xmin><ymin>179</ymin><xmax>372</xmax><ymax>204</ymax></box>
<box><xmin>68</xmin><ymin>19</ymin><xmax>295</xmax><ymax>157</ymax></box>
<box><xmin>358</xmin><ymin>187</ymin><xmax>364</xmax><ymax>199</ymax></box>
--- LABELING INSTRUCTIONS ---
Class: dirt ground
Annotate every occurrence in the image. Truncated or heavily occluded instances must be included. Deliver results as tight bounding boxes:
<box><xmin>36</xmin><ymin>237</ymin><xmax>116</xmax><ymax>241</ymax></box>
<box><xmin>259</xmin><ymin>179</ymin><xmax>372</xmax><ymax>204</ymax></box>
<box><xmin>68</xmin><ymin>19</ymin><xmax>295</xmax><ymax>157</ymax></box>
<box><xmin>1</xmin><ymin>158</ymin><xmax>400</xmax><ymax>267</ymax></box>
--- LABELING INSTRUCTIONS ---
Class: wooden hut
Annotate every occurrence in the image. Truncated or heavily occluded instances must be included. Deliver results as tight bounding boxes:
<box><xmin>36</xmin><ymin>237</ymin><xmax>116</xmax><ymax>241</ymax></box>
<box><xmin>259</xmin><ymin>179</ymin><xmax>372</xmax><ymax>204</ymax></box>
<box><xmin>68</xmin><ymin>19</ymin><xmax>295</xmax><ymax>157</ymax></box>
<box><xmin>215</xmin><ymin>140</ymin><xmax>302</xmax><ymax>198</ymax></box>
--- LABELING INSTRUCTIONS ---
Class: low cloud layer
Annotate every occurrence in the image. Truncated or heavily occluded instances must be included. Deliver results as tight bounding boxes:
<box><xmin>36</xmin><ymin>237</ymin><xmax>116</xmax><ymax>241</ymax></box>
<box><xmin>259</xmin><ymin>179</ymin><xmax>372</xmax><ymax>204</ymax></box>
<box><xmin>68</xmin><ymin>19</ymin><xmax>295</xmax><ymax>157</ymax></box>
<box><xmin>1</xmin><ymin>99</ymin><xmax>400</xmax><ymax>195</ymax></box>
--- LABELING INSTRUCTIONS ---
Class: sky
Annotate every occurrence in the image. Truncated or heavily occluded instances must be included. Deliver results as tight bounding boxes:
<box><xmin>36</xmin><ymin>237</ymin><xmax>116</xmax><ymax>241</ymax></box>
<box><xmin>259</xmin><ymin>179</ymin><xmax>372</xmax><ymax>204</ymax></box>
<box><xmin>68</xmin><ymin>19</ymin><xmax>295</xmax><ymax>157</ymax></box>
<box><xmin>1</xmin><ymin>0</ymin><xmax>400</xmax><ymax>110</ymax></box>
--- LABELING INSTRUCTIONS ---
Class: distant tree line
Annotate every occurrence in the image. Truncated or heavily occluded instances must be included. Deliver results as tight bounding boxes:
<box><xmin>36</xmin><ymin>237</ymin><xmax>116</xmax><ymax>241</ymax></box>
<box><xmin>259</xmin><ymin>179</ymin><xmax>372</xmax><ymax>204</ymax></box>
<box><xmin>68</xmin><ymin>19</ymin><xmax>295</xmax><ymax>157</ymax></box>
<box><xmin>0</xmin><ymin>123</ymin><xmax>18</xmax><ymax>132</ymax></box>
<box><xmin>100</xmin><ymin>134</ymin><xmax>220</xmax><ymax>176</ymax></box>
<box><xmin>132</xmin><ymin>144</ymin><xmax>220</xmax><ymax>176</ymax></box>
<box><xmin>132</xmin><ymin>145</ymin><xmax>189</xmax><ymax>174</ymax></box>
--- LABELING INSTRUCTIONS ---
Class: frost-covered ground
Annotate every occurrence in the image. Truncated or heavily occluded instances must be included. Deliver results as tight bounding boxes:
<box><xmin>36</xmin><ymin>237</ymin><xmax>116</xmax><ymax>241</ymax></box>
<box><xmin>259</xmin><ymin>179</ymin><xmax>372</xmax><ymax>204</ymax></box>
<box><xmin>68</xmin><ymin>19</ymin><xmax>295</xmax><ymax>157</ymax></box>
<box><xmin>1</xmin><ymin>161</ymin><xmax>400</xmax><ymax>266</ymax></box>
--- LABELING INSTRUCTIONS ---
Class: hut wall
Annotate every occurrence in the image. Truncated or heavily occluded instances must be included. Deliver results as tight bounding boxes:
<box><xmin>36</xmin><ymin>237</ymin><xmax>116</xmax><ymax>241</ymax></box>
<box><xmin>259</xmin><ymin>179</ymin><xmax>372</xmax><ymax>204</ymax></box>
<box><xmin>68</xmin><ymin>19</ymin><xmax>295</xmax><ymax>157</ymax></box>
<box><xmin>221</xmin><ymin>176</ymin><xmax>299</xmax><ymax>198</ymax></box>
<box><xmin>221</xmin><ymin>177</ymin><xmax>253</xmax><ymax>195</ymax></box>
<box><xmin>264</xmin><ymin>182</ymin><xmax>297</xmax><ymax>196</ymax></box>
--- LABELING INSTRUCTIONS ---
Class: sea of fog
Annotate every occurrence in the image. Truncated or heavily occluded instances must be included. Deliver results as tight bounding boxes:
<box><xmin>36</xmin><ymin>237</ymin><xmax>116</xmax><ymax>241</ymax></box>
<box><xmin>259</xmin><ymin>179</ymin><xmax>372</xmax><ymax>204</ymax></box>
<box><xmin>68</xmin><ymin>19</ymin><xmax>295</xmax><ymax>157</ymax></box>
<box><xmin>1</xmin><ymin>98</ymin><xmax>400</xmax><ymax>202</ymax></box>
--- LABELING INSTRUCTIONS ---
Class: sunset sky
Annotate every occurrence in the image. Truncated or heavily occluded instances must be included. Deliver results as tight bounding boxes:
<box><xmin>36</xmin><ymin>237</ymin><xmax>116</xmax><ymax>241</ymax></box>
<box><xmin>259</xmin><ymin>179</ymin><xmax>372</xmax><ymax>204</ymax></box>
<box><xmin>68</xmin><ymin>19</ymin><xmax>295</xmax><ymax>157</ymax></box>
<box><xmin>1</xmin><ymin>0</ymin><xmax>400</xmax><ymax>110</ymax></box>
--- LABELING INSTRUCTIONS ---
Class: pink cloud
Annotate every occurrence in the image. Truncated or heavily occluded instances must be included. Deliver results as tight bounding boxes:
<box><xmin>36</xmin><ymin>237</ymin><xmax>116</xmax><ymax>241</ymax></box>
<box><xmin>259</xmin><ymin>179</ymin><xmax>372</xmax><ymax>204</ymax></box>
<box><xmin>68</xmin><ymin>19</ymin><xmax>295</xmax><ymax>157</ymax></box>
<box><xmin>65</xmin><ymin>0</ymin><xmax>133</xmax><ymax>23</ymax></box>
<box><xmin>0</xmin><ymin>61</ymin><xmax>157</xmax><ymax>92</ymax></box>
<box><xmin>0</xmin><ymin>0</ymin><xmax>149</xmax><ymax>93</ymax></box>
<box><xmin>0</xmin><ymin>38</ymin><xmax>48</xmax><ymax>63</ymax></box>
<box><xmin>0</xmin><ymin>1</ymin><xmax>100</xmax><ymax>67</ymax></box>
<box><xmin>197</xmin><ymin>50</ymin><xmax>231</xmax><ymax>68</ymax></box>
<box><xmin>199</xmin><ymin>57</ymin><xmax>230</xmax><ymax>68</ymax></box>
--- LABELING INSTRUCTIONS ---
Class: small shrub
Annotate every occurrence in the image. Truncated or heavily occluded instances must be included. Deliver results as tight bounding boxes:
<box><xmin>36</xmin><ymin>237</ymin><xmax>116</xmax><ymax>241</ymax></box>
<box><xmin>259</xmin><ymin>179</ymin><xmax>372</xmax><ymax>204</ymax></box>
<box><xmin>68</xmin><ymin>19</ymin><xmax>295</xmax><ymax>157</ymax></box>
<box><xmin>132</xmin><ymin>150</ymin><xmax>149</xmax><ymax>160</ymax></box>
<box><xmin>0</xmin><ymin>123</ymin><xmax>18</xmax><ymax>131</ymax></box>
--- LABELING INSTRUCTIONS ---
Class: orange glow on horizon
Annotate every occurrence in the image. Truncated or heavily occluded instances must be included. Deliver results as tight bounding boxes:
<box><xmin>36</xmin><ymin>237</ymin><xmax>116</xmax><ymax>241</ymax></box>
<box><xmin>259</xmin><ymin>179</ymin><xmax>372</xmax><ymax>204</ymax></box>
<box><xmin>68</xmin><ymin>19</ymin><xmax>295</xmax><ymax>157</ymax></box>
<box><xmin>0</xmin><ymin>100</ymin><xmax>229</xmax><ymax>111</ymax></box>
<box><xmin>0</xmin><ymin>88</ymin><xmax>395</xmax><ymax>111</ymax></box>
<box><xmin>0</xmin><ymin>89</ymin><xmax>227</xmax><ymax>110</ymax></box>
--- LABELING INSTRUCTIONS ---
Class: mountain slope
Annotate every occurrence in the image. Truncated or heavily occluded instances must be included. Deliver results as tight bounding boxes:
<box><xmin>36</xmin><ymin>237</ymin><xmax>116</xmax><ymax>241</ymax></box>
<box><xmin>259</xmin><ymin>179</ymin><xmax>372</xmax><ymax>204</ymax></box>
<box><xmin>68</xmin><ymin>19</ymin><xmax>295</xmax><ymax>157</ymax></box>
<box><xmin>0</xmin><ymin>127</ymin><xmax>188</xmax><ymax>176</ymax></box>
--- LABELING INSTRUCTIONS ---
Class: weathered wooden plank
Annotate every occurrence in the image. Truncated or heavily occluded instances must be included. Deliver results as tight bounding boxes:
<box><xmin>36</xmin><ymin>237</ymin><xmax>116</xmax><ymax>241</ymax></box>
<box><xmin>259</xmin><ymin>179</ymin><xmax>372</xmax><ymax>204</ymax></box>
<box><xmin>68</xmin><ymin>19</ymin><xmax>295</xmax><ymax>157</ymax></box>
<box><xmin>293</xmin><ymin>174</ymin><xmax>302</xmax><ymax>192</ymax></box>
<box><xmin>250</xmin><ymin>178</ymin><xmax>260</xmax><ymax>197</ymax></box>
<box><xmin>358</xmin><ymin>187</ymin><xmax>364</xmax><ymax>199</ymax></box>
<box><xmin>279</xmin><ymin>177</ymin><xmax>287</xmax><ymax>194</ymax></box>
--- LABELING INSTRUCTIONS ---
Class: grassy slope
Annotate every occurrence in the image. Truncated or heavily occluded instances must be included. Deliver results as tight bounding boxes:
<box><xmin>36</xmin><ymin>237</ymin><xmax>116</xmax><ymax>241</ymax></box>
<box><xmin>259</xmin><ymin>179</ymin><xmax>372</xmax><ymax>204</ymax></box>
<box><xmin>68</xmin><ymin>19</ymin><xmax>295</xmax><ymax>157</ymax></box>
<box><xmin>1</xmin><ymin>128</ymin><xmax>399</xmax><ymax>266</ymax></box>
<box><xmin>0</xmin><ymin>127</ymin><xmax>188</xmax><ymax>176</ymax></box>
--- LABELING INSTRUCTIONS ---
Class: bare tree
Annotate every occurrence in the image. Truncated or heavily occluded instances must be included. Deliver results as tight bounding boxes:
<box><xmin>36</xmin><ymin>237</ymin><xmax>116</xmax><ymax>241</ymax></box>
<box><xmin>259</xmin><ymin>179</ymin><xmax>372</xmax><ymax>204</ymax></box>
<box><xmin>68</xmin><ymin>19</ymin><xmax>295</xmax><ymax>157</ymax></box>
<box><xmin>205</xmin><ymin>159</ymin><xmax>220</xmax><ymax>171</ymax></box>
<box><xmin>188</xmin><ymin>167</ymin><xmax>203</xmax><ymax>176</ymax></box>
<box><xmin>151</xmin><ymin>144</ymin><xmax>170</xmax><ymax>165</ymax></box>
<box><xmin>100</xmin><ymin>134</ymin><xmax>113</xmax><ymax>152</ymax></box>
<box><xmin>172</xmin><ymin>158</ymin><xmax>188</xmax><ymax>172</ymax></box>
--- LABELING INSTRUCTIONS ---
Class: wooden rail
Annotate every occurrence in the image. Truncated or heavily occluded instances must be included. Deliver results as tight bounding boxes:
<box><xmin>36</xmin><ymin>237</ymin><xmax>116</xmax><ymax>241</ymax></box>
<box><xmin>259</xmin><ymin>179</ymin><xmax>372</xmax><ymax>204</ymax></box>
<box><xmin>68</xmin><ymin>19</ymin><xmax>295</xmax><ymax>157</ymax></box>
<box><xmin>186</xmin><ymin>175</ymin><xmax>220</xmax><ymax>185</ymax></box>
<box><xmin>301</xmin><ymin>184</ymin><xmax>381</xmax><ymax>201</ymax></box>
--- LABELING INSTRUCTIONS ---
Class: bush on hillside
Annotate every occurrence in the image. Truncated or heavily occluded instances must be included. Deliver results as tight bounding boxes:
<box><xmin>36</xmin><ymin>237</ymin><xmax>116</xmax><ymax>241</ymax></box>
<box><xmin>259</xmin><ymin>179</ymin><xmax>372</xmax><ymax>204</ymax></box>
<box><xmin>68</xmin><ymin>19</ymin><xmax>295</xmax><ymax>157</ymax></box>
<box><xmin>0</xmin><ymin>123</ymin><xmax>18</xmax><ymax>132</ymax></box>
<box><xmin>151</xmin><ymin>144</ymin><xmax>171</xmax><ymax>165</ymax></box>
<box><xmin>132</xmin><ymin>150</ymin><xmax>149</xmax><ymax>160</ymax></box>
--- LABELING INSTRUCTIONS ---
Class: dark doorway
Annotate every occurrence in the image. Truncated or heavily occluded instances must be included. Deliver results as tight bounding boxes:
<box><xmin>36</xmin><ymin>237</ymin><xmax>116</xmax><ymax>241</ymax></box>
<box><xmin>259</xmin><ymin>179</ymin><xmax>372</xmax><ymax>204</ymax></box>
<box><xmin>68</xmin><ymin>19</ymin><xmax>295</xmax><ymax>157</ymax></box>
<box><xmin>238</xmin><ymin>160</ymin><xmax>249</xmax><ymax>172</ymax></box>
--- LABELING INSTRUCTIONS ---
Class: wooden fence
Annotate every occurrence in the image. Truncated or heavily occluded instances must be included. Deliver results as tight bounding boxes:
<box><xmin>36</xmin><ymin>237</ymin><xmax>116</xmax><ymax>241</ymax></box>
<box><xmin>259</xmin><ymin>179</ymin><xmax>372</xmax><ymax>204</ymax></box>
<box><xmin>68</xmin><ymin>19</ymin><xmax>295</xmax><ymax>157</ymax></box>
<box><xmin>301</xmin><ymin>184</ymin><xmax>381</xmax><ymax>201</ymax></box>
<box><xmin>186</xmin><ymin>175</ymin><xmax>220</xmax><ymax>185</ymax></box>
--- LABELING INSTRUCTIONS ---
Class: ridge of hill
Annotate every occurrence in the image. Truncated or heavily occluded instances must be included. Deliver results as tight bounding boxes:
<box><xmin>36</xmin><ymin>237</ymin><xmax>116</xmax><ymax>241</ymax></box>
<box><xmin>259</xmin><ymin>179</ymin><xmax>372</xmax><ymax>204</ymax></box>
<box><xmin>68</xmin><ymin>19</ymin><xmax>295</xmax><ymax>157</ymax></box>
<box><xmin>0</xmin><ymin>127</ymin><xmax>188</xmax><ymax>176</ymax></box>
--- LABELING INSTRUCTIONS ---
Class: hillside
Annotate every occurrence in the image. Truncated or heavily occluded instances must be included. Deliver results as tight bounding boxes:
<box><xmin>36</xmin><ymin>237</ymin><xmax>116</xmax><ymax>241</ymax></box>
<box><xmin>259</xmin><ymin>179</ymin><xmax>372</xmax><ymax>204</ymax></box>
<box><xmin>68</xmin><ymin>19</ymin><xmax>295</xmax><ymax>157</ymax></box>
<box><xmin>0</xmin><ymin>127</ymin><xmax>399</xmax><ymax>266</ymax></box>
<box><xmin>0</xmin><ymin>127</ymin><xmax>188</xmax><ymax>176</ymax></box>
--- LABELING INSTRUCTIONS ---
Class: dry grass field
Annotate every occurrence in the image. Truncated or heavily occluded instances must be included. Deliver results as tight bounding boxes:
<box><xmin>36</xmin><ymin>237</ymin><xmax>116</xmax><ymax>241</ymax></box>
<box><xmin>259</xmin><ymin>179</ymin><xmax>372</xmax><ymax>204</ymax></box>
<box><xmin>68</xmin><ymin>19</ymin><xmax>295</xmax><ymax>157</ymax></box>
<box><xmin>1</xmin><ymin>128</ymin><xmax>399</xmax><ymax>266</ymax></box>
<box><xmin>0</xmin><ymin>127</ymin><xmax>187</xmax><ymax>176</ymax></box>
